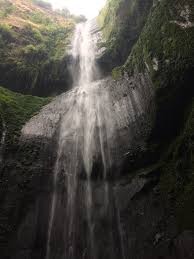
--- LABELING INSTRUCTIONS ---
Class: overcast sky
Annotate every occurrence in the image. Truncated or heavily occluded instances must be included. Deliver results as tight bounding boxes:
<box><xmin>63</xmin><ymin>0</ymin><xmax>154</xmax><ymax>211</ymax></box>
<box><xmin>48</xmin><ymin>0</ymin><xmax>106</xmax><ymax>19</ymax></box>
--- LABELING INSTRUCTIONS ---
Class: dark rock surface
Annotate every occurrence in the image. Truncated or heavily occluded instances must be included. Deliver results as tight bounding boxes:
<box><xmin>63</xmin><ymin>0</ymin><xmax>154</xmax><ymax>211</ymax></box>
<box><xmin>0</xmin><ymin>0</ymin><xmax>194</xmax><ymax>258</ymax></box>
<box><xmin>0</xmin><ymin>137</ymin><xmax>56</xmax><ymax>258</ymax></box>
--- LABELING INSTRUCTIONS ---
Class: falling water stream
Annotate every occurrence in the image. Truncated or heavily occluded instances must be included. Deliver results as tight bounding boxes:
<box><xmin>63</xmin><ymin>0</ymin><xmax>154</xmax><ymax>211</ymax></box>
<box><xmin>20</xmin><ymin>16</ymin><xmax>154</xmax><ymax>259</ymax></box>
<box><xmin>46</xmin><ymin>20</ymin><xmax>120</xmax><ymax>259</ymax></box>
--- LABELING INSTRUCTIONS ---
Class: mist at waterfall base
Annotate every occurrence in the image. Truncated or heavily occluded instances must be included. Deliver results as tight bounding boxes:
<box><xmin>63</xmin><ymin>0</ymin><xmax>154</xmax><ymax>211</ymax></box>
<box><xmin>21</xmin><ymin>18</ymin><xmax>153</xmax><ymax>259</ymax></box>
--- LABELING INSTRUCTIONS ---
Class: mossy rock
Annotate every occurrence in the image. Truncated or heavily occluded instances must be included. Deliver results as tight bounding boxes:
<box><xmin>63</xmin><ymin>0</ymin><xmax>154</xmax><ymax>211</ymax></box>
<box><xmin>97</xmin><ymin>0</ymin><xmax>153</xmax><ymax>71</ymax></box>
<box><xmin>0</xmin><ymin>86</ymin><xmax>51</xmax><ymax>148</ymax></box>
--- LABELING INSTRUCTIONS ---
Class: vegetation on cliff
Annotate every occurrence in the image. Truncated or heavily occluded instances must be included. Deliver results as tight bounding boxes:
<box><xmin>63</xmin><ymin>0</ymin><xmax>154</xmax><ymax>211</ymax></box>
<box><xmin>0</xmin><ymin>85</ymin><xmax>52</xmax><ymax>252</ymax></box>
<box><xmin>124</xmin><ymin>0</ymin><xmax>194</xmax><ymax>143</ymax></box>
<box><xmin>0</xmin><ymin>86</ymin><xmax>50</xmax><ymax>148</ymax></box>
<box><xmin>98</xmin><ymin>0</ymin><xmax>153</xmax><ymax>71</ymax></box>
<box><xmin>0</xmin><ymin>0</ymin><xmax>85</xmax><ymax>96</ymax></box>
<box><xmin>99</xmin><ymin>0</ymin><xmax>194</xmax><ymax>232</ymax></box>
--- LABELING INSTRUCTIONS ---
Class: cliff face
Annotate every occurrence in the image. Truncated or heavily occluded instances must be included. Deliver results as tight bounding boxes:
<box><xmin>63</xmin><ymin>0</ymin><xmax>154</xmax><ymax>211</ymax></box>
<box><xmin>0</xmin><ymin>86</ymin><xmax>52</xmax><ymax>257</ymax></box>
<box><xmin>97</xmin><ymin>0</ymin><xmax>154</xmax><ymax>72</ymax></box>
<box><xmin>0</xmin><ymin>0</ymin><xmax>194</xmax><ymax>258</ymax></box>
<box><xmin>124</xmin><ymin>0</ymin><xmax>194</xmax><ymax>145</ymax></box>
<box><xmin>105</xmin><ymin>0</ymin><xmax>194</xmax><ymax>153</ymax></box>
<box><xmin>97</xmin><ymin>0</ymin><xmax>194</xmax><ymax>257</ymax></box>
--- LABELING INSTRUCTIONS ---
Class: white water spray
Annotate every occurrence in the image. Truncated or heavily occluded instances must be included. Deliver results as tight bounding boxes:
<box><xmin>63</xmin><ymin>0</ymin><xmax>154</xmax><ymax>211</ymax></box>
<box><xmin>20</xmin><ymin>17</ymin><xmax>154</xmax><ymax>259</ymax></box>
<box><xmin>46</xmin><ymin>20</ymin><xmax>116</xmax><ymax>259</ymax></box>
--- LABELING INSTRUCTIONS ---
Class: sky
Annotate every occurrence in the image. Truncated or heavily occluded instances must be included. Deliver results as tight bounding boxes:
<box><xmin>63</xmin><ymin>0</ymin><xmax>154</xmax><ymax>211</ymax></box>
<box><xmin>48</xmin><ymin>0</ymin><xmax>107</xmax><ymax>19</ymax></box>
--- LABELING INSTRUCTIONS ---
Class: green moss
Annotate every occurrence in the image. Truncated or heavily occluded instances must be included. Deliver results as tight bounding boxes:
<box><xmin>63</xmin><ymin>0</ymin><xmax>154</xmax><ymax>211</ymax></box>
<box><xmin>112</xmin><ymin>66</ymin><xmax>124</xmax><ymax>80</ymax></box>
<box><xmin>98</xmin><ymin>0</ymin><xmax>140</xmax><ymax>41</ymax></box>
<box><xmin>125</xmin><ymin>0</ymin><xmax>194</xmax><ymax>86</ymax></box>
<box><xmin>98</xmin><ymin>0</ymin><xmax>153</xmax><ymax>70</ymax></box>
<box><xmin>98</xmin><ymin>0</ymin><xmax>123</xmax><ymax>40</ymax></box>
<box><xmin>0</xmin><ymin>86</ymin><xmax>51</xmax><ymax>146</ymax></box>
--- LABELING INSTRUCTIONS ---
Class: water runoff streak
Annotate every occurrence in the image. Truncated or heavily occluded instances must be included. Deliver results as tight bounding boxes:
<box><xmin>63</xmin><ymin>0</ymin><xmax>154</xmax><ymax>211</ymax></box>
<box><xmin>46</xmin><ymin>20</ymin><xmax>122</xmax><ymax>259</ymax></box>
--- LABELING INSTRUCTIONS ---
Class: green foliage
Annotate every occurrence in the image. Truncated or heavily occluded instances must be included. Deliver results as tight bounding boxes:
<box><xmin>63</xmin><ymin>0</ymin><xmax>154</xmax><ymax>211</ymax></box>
<box><xmin>98</xmin><ymin>0</ymin><xmax>123</xmax><ymax>40</ymax></box>
<box><xmin>0</xmin><ymin>0</ymin><xmax>76</xmax><ymax>95</ymax></box>
<box><xmin>0</xmin><ymin>1</ymin><xmax>15</xmax><ymax>18</ymax></box>
<box><xmin>21</xmin><ymin>44</ymin><xmax>48</xmax><ymax>62</ymax></box>
<box><xmin>0</xmin><ymin>86</ymin><xmax>50</xmax><ymax>145</ymax></box>
<box><xmin>0</xmin><ymin>23</ymin><xmax>14</xmax><ymax>40</ymax></box>
<box><xmin>112</xmin><ymin>66</ymin><xmax>124</xmax><ymax>80</ymax></box>
<box><xmin>30</xmin><ymin>11</ymin><xmax>52</xmax><ymax>25</ymax></box>
<box><xmin>31</xmin><ymin>27</ymin><xmax>44</xmax><ymax>42</ymax></box>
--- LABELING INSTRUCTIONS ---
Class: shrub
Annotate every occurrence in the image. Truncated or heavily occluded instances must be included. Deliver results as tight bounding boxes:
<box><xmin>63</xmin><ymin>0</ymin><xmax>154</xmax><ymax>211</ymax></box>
<box><xmin>30</xmin><ymin>11</ymin><xmax>52</xmax><ymax>25</ymax></box>
<box><xmin>22</xmin><ymin>44</ymin><xmax>48</xmax><ymax>62</ymax></box>
<box><xmin>0</xmin><ymin>24</ymin><xmax>14</xmax><ymax>41</ymax></box>
<box><xmin>0</xmin><ymin>1</ymin><xmax>15</xmax><ymax>18</ymax></box>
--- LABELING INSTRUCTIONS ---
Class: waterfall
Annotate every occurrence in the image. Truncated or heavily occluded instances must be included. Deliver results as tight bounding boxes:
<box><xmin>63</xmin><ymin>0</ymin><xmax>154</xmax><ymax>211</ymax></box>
<box><xmin>21</xmin><ymin>18</ymin><xmax>154</xmax><ymax>259</ymax></box>
<box><xmin>45</xmin><ymin>20</ymin><xmax>119</xmax><ymax>259</ymax></box>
